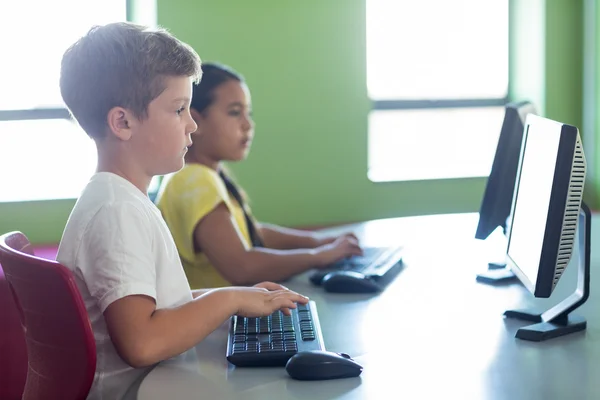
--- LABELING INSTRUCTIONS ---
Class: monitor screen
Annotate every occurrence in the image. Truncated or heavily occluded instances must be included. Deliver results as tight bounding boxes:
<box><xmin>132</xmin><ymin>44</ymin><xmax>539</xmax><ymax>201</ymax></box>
<box><xmin>506</xmin><ymin>118</ymin><xmax>561</xmax><ymax>289</ymax></box>
<box><xmin>506</xmin><ymin>114</ymin><xmax>584</xmax><ymax>298</ymax></box>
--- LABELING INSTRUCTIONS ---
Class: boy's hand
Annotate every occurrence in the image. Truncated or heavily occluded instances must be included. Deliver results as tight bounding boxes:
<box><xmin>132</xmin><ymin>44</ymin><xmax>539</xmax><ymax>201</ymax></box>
<box><xmin>253</xmin><ymin>281</ymin><xmax>289</xmax><ymax>291</ymax></box>
<box><xmin>315</xmin><ymin>235</ymin><xmax>363</xmax><ymax>268</ymax></box>
<box><xmin>230</xmin><ymin>283</ymin><xmax>309</xmax><ymax>317</ymax></box>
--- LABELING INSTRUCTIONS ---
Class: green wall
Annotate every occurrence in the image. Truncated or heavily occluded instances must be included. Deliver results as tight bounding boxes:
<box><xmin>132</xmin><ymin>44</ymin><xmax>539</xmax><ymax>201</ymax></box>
<box><xmin>594</xmin><ymin>0</ymin><xmax>600</xmax><ymax>205</ymax></box>
<box><xmin>544</xmin><ymin>1</ymin><xmax>583</xmax><ymax>128</ymax></box>
<box><xmin>585</xmin><ymin>0</ymin><xmax>600</xmax><ymax>206</ymax></box>
<box><xmin>0</xmin><ymin>200</ymin><xmax>75</xmax><ymax>244</ymax></box>
<box><xmin>0</xmin><ymin>0</ymin><xmax>589</xmax><ymax>244</ymax></box>
<box><xmin>512</xmin><ymin>0</ymin><xmax>600</xmax><ymax>208</ymax></box>
<box><xmin>157</xmin><ymin>0</ymin><xmax>489</xmax><ymax>228</ymax></box>
<box><xmin>158</xmin><ymin>0</ymin><xmax>586</xmax><ymax>227</ymax></box>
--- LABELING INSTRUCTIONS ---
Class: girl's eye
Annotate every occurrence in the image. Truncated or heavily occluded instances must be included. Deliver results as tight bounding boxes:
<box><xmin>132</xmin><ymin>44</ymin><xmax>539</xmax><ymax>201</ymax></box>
<box><xmin>229</xmin><ymin>110</ymin><xmax>241</xmax><ymax>117</ymax></box>
<box><xmin>176</xmin><ymin>107</ymin><xmax>185</xmax><ymax>115</ymax></box>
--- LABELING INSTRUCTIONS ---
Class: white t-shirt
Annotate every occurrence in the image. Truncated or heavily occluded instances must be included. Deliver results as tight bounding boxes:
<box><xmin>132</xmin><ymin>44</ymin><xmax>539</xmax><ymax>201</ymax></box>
<box><xmin>57</xmin><ymin>172</ymin><xmax>193</xmax><ymax>400</ymax></box>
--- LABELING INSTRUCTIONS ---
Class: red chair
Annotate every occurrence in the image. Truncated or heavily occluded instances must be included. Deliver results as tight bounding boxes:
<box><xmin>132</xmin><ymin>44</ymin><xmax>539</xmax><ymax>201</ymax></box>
<box><xmin>0</xmin><ymin>262</ymin><xmax>28</xmax><ymax>399</ymax></box>
<box><xmin>0</xmin><ymin>232</ymin><xmax>96</xmax><ymax>400</ymax></box>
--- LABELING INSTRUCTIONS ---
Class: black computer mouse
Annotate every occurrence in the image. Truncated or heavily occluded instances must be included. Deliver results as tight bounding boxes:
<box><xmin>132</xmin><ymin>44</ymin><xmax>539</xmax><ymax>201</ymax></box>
<box><xmin>321</xmin><ymin>271</ymin><xmax>381</xmax><ymax>293</ymax></box>
<box><xmin>285</xmin><ymin>350</ymin><xmax>363</xmax><ymax>380</ymax></box>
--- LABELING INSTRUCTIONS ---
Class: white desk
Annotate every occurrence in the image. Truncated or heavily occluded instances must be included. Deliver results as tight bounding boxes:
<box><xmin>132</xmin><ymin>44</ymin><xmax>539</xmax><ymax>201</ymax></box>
<box><xmin>136</xmin><ymin>212</ymin><xmax>600</xmax><ymax>400</ymax></box>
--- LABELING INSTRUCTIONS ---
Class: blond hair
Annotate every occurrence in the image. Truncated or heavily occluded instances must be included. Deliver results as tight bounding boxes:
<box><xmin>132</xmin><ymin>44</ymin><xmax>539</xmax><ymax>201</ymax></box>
<box><xmin>60</xmin><ymin>22</ymin><xmax>202</xmax><ymax>139</ymax></box>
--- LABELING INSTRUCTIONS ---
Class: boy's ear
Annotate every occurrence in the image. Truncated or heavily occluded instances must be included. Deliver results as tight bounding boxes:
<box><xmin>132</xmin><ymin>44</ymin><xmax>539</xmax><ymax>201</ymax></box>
<box><xmin>106</xmin><ymin>106</ymin><xmax>135</xmax><ymax>141</ymax></box>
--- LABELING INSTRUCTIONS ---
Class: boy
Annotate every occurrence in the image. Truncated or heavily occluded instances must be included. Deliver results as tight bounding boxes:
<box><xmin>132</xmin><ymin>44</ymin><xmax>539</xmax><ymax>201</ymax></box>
<box><xmin>56</xmin><ymin>22</ymin><xmax>308</xmax><ymax>400</ymax></box>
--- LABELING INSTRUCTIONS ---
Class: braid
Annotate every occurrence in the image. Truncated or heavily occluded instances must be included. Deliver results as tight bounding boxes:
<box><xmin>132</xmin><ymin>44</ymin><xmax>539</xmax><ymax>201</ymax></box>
<box><xmin>218</xmin><ymin>170</ymin><xmax>264</xmax><ymax>248</ymax></box>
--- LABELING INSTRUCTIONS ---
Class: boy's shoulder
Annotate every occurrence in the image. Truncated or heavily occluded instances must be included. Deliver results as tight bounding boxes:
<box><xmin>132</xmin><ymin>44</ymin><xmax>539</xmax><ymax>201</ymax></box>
<box><xmin>73</xmin><ymin>173</ymin><xmax>150</xmax><ymax>216</ymax></box>
<box><xmin>60</xmin><ymin>173</ymin><xmax>155</xmax><ymax>250</ymax></box>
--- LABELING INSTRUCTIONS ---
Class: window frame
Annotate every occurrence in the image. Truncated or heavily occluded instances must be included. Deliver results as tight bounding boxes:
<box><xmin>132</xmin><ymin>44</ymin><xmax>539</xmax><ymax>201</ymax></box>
<box><xmin>367</xmin><ymin>0</ymin><xmax>511</xmax><ymax>182</ymax></box>
<box><xmin>0</xmin><ymin>108</ymin><xmax>71</xmax><ymax>121</ymax></box>
<box><xmin>372</xmin><ymin>98</ymin><xmax>509</xmax><ymax>112</ymax></box>
<box><xmin>0</xmin><ymin>1</ymin><xmax>162</xmax><ymax>203</ymax></box>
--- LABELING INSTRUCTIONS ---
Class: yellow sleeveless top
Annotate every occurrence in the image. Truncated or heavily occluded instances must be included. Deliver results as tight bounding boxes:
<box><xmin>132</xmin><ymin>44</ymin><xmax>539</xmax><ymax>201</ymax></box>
<box><xmin>156</xmin><ymin>164</ymin><xmax>252</xmax><ymax>288</ymax></box>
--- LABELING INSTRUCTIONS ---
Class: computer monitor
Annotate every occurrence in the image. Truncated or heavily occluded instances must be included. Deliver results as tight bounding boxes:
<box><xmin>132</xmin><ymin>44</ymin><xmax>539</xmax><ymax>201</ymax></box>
<box><xmin>503</xmin><ymin>114</ymin><xmax>590</xmax><ymax>341</ymax></box>
<box><xmin>475</xmin><ymin>101</ymin><xmax>537</xmax><ymax>284</ymax></box>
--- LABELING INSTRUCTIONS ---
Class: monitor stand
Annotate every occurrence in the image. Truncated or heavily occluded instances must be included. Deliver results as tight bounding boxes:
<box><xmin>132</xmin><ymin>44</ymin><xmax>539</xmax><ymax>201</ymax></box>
<box><xmin>476</xmin><ymin>261</ymin><xmax>516</xmax><ymax>284</ymax></box>
<box><xmin>503</xmin><ymin>202</ymin><xmax>591</xmax><ymax>341</ymax></box>
<box><xmin>476</xmin><ymin>227</ymin><xmax>518</xmax><ymax>284</ymax></box>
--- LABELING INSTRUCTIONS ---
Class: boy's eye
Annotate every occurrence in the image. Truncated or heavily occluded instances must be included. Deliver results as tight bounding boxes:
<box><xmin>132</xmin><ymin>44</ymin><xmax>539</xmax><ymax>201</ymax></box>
<box><xmin>176</xmin><ymin>107</ymin><xmax>185</xmax><ymax>115</ymax></box>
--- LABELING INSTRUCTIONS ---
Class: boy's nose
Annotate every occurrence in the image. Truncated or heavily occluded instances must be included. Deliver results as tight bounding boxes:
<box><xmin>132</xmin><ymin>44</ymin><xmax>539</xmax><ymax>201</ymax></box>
<box><xmin>188</xmin><ymin>120</ymin><xmax>198</xmax><ymax>134</ymax></box>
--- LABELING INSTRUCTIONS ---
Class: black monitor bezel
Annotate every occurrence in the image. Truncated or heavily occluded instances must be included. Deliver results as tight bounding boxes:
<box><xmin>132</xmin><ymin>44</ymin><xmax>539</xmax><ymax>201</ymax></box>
<box><xmin>505</xmin><ymin>116</ymin><xmax>578</xmax><ymax>298</ymax></box>
<box><xmin>475</xmin><ymin>101</ymin><xmax>536</xmax><ymax>240</ymax></box>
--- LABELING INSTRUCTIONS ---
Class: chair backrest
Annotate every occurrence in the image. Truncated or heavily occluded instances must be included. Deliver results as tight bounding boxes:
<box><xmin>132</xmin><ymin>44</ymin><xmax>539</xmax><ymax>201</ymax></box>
<box><xmin>0</xmin><ymin>232</ymin><xmax>96</xmax><ymax>400</ymax></box>
<box><xmin>0</xmin><ymin>262</ymin><xmax>28</xmax><ymax>399</ymax></box>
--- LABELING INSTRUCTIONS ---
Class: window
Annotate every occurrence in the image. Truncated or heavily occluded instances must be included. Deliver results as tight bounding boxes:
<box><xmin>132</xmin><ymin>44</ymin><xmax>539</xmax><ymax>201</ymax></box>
<box><xmin>0</xmin><ymin>0</ymin><xmax>130</xmax><ymax>202</ymax></box>
<box><xmin>367</xmin><ymin>0</ymin><xmax>509</xmax><ymax>182</ymax></box>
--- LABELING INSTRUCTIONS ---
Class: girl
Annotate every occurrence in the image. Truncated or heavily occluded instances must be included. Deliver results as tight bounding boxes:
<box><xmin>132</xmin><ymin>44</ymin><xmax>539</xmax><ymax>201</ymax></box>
<box><xmin>156</xmin><ymin>63</ymin><xmax>362</xmax><ymax>288</ymax></box>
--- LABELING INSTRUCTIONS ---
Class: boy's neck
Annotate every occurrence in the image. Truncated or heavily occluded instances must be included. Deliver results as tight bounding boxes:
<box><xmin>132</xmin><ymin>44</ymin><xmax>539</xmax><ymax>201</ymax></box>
<box><xmin>96</xmin><ymin>148</ymin><xmax>151</xmax><ymax>196</ymax></box>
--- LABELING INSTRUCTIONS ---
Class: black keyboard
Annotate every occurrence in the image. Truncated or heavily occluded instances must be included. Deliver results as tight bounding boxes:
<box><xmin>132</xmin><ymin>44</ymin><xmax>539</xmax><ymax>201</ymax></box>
<box><xmin>309</xmin><ymin>246</ymin><xmax>403</xmax><ymax>286</ymax></box>
<box><xmin>329</xmin><ymin>247</ymin><xmax>385</xmax><ymax>271</ymax></box>
<box><xmin>226</xmin><ymin>301</ymin><xmax>326</xmax><ymax>367</ymax></box>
